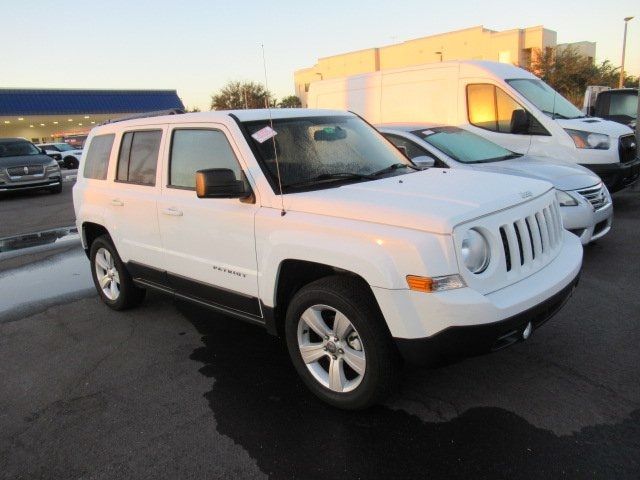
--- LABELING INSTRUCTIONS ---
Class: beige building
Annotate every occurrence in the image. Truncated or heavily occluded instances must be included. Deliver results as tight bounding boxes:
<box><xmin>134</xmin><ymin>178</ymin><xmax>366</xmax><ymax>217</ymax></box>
<box><xmin>294</xmin><ymin>25</ymin><xmax>595</xmax><ymax>106</ymax></box>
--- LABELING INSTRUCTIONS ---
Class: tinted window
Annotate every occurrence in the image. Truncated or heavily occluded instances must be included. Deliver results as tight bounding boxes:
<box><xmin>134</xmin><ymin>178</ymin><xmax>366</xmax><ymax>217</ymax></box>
<box><xmin>83</xmin><ymin>134</ymin><xmax>115</xmax><ymax>180</ymax></box>
<box><xmin>0</xmin><ymin>140</ymin><xmax>42</xmax><ymax>157</ymax></box>
<box><xmin>116</xmin><ymin>130</ymin><xmax>161</xmax><ymax>185</ymax></box>
<box><xmin>169</xmin><ymin>129</ymin><xmax>242</xmax><ymax>189</ymax></box>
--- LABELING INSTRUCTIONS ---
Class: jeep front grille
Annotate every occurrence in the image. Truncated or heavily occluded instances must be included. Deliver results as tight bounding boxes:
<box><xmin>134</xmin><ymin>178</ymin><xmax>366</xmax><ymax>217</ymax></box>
<box><xmin>498</xmin><ymin>200</ymin><xmax>563</xmax><ymax>273</ymax></box>
<box><xmin>577</xmin><ymin>183</ymin><xmax>608</xmax><ymax>211</ymax></box>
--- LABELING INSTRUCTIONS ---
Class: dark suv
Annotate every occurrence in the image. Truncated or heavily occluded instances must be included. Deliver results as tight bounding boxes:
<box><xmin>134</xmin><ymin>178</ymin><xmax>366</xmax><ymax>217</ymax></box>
<box><xmin>0</xmin><ymin>138</ymin><xmax>62</xmax><ymax>194</ymax></box>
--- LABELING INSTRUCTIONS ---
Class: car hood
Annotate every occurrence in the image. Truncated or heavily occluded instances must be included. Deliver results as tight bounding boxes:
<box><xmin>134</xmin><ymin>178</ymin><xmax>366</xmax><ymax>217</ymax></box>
<box><xmin>0</xmin><ymin>154</ymin><xmax>55</xmax><ymax>168</ymax></box>
<box><xmin>469</xmin><ymin>155</ymin><xmax>601</xmax><ymax>191</ymax></box>
<box><xmin>284</xmin><ymin>169</ymin><xmax>552</xmax><ymax>234</ymax></box>
<box><xmin>555</xmin><ymin>117</ymin><xmax>634</xmax><ymax>137</ymax></box>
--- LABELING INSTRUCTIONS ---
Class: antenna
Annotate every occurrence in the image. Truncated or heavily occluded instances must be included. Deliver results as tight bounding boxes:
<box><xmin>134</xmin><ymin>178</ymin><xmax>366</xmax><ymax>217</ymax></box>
<box><xmin>261</xmin><ymin>43</ymin><xmax>286</xmax><ymax>217</ymax></box>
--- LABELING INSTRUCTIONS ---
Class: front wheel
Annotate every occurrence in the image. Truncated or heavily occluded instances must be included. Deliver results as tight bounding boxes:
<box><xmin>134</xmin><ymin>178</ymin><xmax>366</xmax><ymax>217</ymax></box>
<box><xmin>285</xmin><ymin>275</ymin><xmax>399</xmax><ymax>409</ymax></box>
<box><xmin>89</xmin><ymin>235</ymin><xmax>145</xmax><ymax>310</ymax></box>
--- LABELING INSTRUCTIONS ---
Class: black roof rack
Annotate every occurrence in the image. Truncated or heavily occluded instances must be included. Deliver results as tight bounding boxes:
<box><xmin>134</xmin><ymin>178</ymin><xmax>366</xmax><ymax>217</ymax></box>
<box><xmin>100</xmin><ymin>108</ymin><xmax>185</xmax><ymax>125</ymax></box>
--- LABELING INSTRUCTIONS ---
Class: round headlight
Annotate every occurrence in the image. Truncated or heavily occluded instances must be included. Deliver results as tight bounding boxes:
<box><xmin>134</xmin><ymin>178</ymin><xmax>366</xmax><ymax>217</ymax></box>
<box><xmin>461</xmin><ymin>229</ymin><xmax>490</xmax><ymax>274</ymax></box>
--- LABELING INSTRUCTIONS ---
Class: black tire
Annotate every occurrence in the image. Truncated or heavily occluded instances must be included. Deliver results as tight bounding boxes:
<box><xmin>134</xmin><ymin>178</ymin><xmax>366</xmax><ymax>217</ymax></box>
<box><xmin>49</xmin><ymin>183</ymin><xmax>62</xmax><ymax>194</ymax></box>
<box><xmin>284</xmin><ymin>275</ymin><xmax>400</xmax><ymax>409</ymax></box>
<box><xmin>89</xmin><ymin>235</ymin><xmax>145</xmax><ymax>310</ymax></box>
<box><xmin>64</xmin><ymin>156</ymin><xmax>79</xmax><ymax>169</ymax></box>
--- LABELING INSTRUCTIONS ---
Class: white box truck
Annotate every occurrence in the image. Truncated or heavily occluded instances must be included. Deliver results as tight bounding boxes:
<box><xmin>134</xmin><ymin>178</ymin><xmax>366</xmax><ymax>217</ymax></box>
<box><xmin>307</xmin><ymin>61</ymin><xmax>639</xmax><ymax>192</ymax></box>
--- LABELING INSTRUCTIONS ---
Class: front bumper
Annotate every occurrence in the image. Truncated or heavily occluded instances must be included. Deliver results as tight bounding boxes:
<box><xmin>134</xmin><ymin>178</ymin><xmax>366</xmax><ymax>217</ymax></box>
<box><xmin>581</xmin><ymin>157</ymin><xmax>640</xmax><ymax>193</ymax></box>
<box><xmin>0</xmin><ymin>175</ymin><xmax>61</xmax><ymax>191</ymax></box>
<box><xmin>394</xmin><ymin>272</ymin><xmax>579</xmax><ymax>364</ymax></box>
<box><xmin>372</xmin><ymin>231</ymin><xmax>582</xmax><ymax>360</ymax></box>
<box><xmin>560</xmin><ymin>201</ymin><xmax>613</xmax><ymax>245</ymax></box>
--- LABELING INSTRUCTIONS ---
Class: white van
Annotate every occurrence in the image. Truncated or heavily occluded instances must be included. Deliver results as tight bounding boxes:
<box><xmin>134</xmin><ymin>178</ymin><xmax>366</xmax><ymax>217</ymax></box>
<box><xmin>307</xmin><ymin>61</ymin><xmax>639</xmax><ymax>192</ymax></box>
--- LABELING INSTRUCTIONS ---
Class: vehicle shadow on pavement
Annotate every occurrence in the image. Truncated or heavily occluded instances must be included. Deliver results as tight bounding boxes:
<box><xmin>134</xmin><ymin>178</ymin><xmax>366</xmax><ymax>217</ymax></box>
<box><xmin>176</xmin><ymin>300</ymin><xmax>640</xmax><ymax>480</ymax></box>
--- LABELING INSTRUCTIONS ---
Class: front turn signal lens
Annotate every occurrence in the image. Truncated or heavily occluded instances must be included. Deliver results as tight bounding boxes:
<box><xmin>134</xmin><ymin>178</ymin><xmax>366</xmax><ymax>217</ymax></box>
<box><xmin>406</xmin><ymin>275</ymin><xmax>433</xmax><ymax>292</ymax></box>
<box><xmin>406</xmin><ymin>274</ymin><xmax>466</xmax><ymax>293</ymax></box>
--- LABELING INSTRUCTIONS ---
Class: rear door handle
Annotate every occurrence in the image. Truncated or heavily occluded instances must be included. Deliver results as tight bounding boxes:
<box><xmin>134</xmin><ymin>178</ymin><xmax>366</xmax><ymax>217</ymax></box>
<box><xmin>110</xmin><ymin>199</ymin><xmax>124</xmax><ymax>206</ymax></box>
<box><xmin>162</xmin><ymin>207</ymin><xmax>183</xmax><ymax>217</ymax></box>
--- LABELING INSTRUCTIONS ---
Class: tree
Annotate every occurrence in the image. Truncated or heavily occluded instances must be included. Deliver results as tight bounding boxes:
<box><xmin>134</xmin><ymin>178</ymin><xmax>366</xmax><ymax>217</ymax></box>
<box><xmin>527</xmin><ymin>46</ymin><xmax>639</xmax><ymax>107</ymax></box>
<box><xmin>278</xmin><ymin>95</ymin><xmax>302</xmax><ymax>108</ymax></box>
<box><xmin>211</xmin><ymin>81</ymin><xmax>275</xmax><ymax>110</ymax></box>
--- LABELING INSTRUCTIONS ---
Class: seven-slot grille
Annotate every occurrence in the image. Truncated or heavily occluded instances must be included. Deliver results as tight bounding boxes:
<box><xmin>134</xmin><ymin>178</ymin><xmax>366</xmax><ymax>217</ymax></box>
<box><xmin>499</xmin><ymin>200</ymin><xmax>563</xmax><ymax>272</ymax></box>
<box><xmin>577</xmin><ymin>183</ymin><xmax>608</xmax><ymax>211</ymax></box>
<box><xmin>619</xmin><ymin>134</ymin><xmax>637</xmax><ymax>163</ymax></box>
<box><xmin>7</xmin><ymin>165</ymin><xmax>44</xmax><ymax>176</ymax></box>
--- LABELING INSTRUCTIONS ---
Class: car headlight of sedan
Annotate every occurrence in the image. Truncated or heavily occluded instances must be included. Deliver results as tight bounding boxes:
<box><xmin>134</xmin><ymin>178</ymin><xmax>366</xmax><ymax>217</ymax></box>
<box><xmin>461</xmin><ymin>229</ymin><xmax>490</xmax><ymax>274</ymax></box>
<box><xmin>555</xmin><ymin>190</ymin><xmax>578</xmax><ymax>207</ymax></box>
<box><xmin>565</xmin><ymin>129</ymin><xmax>610</xmax><ymax>150</ymax></box>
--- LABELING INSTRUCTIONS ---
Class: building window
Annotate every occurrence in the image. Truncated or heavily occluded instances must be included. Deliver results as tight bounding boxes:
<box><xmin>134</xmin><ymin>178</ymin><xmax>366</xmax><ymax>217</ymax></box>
<box><xmin>304</xmin><ymin>83</ymin><xmax>310</xmax><ymax>93</ymax></box>
<box><xmin>116</xmin><ymin>130</ymin><xmax>161</xmax><ymax>185</ymax></box>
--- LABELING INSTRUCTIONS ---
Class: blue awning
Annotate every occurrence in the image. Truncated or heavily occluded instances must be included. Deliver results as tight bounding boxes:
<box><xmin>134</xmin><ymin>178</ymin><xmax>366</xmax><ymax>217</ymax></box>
<box><xmin>0</xmin><ymin>89</ymin><xmax>184</xmax><ymax>116</ymax></box>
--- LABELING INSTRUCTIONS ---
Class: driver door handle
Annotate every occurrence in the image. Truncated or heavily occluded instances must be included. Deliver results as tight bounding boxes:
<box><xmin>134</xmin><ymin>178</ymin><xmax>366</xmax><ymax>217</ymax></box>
<box><xmin>110</xmin><ymin>199</ymin><xmax>124</xmax><ymax>207</ymax></box>
<box><xmin>162</xmin><ymin>207</ymin><xmax>183</xmax><ymax>217</ymax></box>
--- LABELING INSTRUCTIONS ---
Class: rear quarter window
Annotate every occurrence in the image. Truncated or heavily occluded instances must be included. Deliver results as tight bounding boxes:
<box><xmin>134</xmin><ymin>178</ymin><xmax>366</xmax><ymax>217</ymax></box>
<box><xmin>83</xmin><ymin>134</ymin><xmax>115</xmax><ymax>180</ymax></box>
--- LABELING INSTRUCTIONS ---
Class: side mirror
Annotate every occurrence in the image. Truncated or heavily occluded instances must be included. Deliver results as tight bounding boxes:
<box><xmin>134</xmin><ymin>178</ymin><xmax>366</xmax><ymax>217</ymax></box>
<box><xmin>196</xmin><ymin>168</ymin><xmax>250</xmax><ymax>199</ymax></box>
<box><xmin>396</xmin><ymin>145</ymin><xmax>409</xmax><ymax>157</ymax></box>
<box><xmin>510</xmin><ymin>109</ymin><xmax>530</xmax><ymax>134</ymax></box>
<box><xmin>411</xmin><ymin>155</ymin><xmax>435</xmax><ymax>168</ymax></box>
<box><xmin>40</xmin><ymin>148</ymin><xmax>48</xmax><ymax>154</ymax></box>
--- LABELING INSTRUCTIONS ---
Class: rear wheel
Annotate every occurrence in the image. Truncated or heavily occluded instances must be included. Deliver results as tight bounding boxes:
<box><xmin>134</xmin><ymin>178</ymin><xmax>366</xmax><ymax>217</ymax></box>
<box><xmin>285</xmin><ymin>275</ymin><xmax>399</xmax><ymax>409</ymax></box>
<box><xmin>89</xmin><ymin>235</ymin><xmax>145</xmax><ymax>310</ymax></box>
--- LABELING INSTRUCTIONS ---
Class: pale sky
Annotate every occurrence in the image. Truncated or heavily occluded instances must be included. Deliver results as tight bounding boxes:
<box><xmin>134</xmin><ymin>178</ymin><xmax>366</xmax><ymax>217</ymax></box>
<box><xmin>1</xmin><ymin>0</ymin><xmax>638</xmax><ymax>111</ymax></box>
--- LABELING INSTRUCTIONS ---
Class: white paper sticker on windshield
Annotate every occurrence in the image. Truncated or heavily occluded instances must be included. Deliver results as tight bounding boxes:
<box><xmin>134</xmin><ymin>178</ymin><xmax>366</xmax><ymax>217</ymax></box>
<box><xmin>251</xmin><ymin>126</ymin><xmax>277</xmax><ymax>143</ymax></box>
<box><xmin>421</xmin><ymin>130</ymin><xmax>435</xmax><ymax>136</ymax></box>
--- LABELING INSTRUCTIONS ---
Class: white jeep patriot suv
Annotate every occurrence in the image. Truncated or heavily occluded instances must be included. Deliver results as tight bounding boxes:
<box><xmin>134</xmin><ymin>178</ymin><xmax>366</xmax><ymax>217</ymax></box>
<box><xmin>73</xmin><ymin>109</ymin><xmax>583</xmax><ymax>409</ymax></box>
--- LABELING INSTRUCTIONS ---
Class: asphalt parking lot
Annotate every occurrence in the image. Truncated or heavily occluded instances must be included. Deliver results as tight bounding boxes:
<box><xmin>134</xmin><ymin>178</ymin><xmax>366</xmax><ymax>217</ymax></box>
<box><xmin>0</xmin><ymin>181</ymin><xmax>639</xmax><ymax>479</ymax></box>
<box><xmin>0</xmin><ymin>171</ymin><xmax>77</xmax><ymax>238</ymax></box>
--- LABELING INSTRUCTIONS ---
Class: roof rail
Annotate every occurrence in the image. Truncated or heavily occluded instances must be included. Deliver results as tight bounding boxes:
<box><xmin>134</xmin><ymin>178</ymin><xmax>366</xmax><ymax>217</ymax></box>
<box><xmin>100</xmin><ymin>108</ymin><xmax>185</xmax><ymax>125</ymax></box>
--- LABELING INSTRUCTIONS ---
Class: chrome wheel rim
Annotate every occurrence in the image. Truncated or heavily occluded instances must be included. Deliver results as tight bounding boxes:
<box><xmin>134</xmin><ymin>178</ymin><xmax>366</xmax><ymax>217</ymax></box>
<box><xmin>94</xmin><ymin>247</ymin><xmax>120</xmax><ymax>301</ymax></box>
<box><xmin>297</xmin><ymin>304</ymin><xmax>366</xmax><ymax>393</ymax></box>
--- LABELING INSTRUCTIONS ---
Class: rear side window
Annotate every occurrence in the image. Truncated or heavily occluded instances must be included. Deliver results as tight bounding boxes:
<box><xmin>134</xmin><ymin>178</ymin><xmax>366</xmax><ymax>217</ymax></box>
<box><xmin>116</xmin><ymin>130</ymin><xmax>161</xmax><ymax>185</ymax></box>
<box><xmin>83</xmin><ymin>134</ymin><xmax>115</xmax><ymax>180</ymax></box>
<box><xmin>169</xmin><ymin>129</ymin><xmax>242</xmax><ymax>189</ymax></box>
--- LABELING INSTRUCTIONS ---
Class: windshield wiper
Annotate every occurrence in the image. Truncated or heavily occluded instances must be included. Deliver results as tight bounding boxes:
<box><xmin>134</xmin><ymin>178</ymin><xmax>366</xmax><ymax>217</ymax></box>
<box><xmin>283</xmin><ymin>172</ymin><xmax>374</xmax><ymax>189</ymax></box>
<box><xmin>473</xmin><ymin>153</ymin><xmax>523</xmax><ymax>163</ymax></box>
<box><xmin>369</xmin><ymin>163</ymin><xmax>417</xmax><ymax>177</ymax></box>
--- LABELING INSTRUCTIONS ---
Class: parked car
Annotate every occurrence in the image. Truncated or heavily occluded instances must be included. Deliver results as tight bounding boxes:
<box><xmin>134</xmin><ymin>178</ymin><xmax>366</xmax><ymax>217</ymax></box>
<box><xmin>0</xmin><ymin>138</ymin><xmax>62</xmax><ymax>194</ymax></box>
<box><xmin>73</xmin><ymin>109</ymin><xmax>582</xmax><ymax>409</ymax></box>
<box><xmin>307</xmin><ymin>60</ymin><xmax>639</xmax><ymax>192</ymax></box>
<box><xmin>583</xmin><ymin>86</ymin><xmax>638</xmax><ymax>129</ymax></box>
<box><xmin>37</xmin><ymin>142</ymin><xmax>83</xmax><ymax>169</ymax></box>
<box><xmin>380</xmin><ymin>124</ymin><xmax>613</xmax><ymax>245</ymax></box>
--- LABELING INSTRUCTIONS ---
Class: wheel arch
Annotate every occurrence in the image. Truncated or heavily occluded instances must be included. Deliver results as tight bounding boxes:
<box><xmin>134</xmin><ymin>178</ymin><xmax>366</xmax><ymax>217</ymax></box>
<box><xmin>81</xmin><ymin>222</ymin><xmax>112</xmax><ymax>258</ymax></box>
<box><xmin>267</xmin><ymin>259</ymin><xmax>383</xmax><ymax>337</ymax></box>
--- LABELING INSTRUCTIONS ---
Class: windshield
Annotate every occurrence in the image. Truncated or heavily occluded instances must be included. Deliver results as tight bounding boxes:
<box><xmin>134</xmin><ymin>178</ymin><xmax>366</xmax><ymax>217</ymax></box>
<box><xmin>0</xmin><ymin>140</ymin><xmax>42</xmax><ymax>158</ymax></box>
<box><xmin>412</xmin><ymin>127</ymin><xmax>519</xmax><ymax>163</ymax></box>
<box><xmin>609</xmin><ymin>92</ymin><xmax>638</xmax><ymax>119</ymax></box>
<box><xmin>506</xmin><ymin>78</ymin><xmax>584</xmax><ymax>120</ymax></box>
<box><xmin>243</xmin><ymin>115</ymin><xmax>413</xmax><ymax>192</ymax></box>
<box><xmin>56</xmin><ymin>143</ymin><xmax>76</xmax><ymax>151</ymax></box>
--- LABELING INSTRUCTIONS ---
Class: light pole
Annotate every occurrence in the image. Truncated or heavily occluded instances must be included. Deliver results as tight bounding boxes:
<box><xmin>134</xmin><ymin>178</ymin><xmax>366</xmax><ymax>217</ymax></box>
<box><xmin>620</xmin><ymin>16</ymin><xmax>634</xmax><ymax>88</ymax></box>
